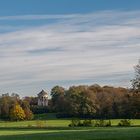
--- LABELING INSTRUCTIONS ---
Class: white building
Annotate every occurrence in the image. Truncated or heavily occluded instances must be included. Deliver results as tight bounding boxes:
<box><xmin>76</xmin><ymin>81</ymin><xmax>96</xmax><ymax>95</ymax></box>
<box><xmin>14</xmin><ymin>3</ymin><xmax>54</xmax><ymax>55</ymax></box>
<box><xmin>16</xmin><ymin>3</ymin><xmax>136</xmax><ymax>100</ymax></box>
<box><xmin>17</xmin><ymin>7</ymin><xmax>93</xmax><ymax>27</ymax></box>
<box><xmin>37</xmin><ymin>90</ymin><xmax>48</xmax><ymax>106</ymax></box>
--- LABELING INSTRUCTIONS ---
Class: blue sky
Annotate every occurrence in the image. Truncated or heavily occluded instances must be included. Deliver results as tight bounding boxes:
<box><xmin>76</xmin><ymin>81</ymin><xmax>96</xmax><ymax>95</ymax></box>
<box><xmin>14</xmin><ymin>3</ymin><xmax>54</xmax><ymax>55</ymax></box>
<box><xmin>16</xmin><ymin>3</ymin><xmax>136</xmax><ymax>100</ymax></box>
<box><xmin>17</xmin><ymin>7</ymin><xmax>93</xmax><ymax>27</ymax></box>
<box><xmin>0</xmin><ymin>0</ymin><xmax>140</xmax><ymax>96</ymax></box>
<box><xmin>0</xmin><ymin>0</ymin><xmax>140</xmax><ymax>15</ymax></box>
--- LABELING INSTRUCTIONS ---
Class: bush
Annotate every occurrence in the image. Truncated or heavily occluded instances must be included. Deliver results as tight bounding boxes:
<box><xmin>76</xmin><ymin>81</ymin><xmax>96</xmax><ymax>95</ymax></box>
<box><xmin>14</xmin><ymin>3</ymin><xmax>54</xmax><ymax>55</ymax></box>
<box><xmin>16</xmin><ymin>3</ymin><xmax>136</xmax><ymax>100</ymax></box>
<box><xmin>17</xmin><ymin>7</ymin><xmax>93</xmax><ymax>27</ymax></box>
<box><xmin>69</xmin><ymin>119</ymin><xmax>93</xmax><ymax>127</ymax></box>
<box><xmin>94</xmin><ymin>120</ymin><xmax>111</xmax><ymax>127</ymax></box>
<box><xmin>106</xmin><ymin>120</ymin><xmax>112</xmax><ymax>127</ymax></box>
<box><xmin>118</xmin><ymin>119</ymin><xmax>131</xmax><ymax>126</ymax></box>
<box><xmin>69</xmin><ymin>119</ymin><xmax>82</xmax><ymax>127</ymax></box>
<box><xmin>83</xmin><ymin>119</ymin><xmax>93</xmax><ymax>127</ymax></box>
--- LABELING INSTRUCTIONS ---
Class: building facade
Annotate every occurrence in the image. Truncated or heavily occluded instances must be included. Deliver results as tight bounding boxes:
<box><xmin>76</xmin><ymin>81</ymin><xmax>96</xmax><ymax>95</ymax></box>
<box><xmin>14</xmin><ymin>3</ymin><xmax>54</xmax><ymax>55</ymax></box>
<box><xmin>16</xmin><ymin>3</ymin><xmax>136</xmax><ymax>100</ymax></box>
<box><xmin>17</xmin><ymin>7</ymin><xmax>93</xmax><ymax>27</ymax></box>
<box><xmin>37</xmin><ymin>90</ymin><xmax>48</xmax><ymax>106</ymax></box>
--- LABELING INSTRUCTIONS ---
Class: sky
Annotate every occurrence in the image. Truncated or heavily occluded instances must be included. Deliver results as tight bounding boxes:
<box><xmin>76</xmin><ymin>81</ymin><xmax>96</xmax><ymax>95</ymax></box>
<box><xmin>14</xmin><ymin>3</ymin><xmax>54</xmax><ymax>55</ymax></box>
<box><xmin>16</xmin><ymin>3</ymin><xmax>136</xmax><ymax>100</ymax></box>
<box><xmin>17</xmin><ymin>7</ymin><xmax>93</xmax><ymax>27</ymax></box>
<box><xmin>0</xmin><ymin>0</ymin><xmax>140</xmax><ymax>96</ymax></box>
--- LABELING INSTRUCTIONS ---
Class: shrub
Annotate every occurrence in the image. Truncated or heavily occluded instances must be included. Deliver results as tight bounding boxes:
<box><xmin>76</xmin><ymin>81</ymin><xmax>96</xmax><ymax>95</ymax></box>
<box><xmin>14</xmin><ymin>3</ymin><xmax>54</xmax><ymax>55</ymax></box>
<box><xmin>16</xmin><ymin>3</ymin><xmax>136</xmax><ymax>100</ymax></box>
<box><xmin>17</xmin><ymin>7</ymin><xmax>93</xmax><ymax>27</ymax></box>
<box><xmin>106</xmin><ymin>120</ymin><xmax>112</xmax><ymax>127</ymax></box>
<box><xmin>69</xmin><ymin>119</ymin><xmax>93</xmax><ymax>127</ymax></box>
<box><xmin>94</xmin><ymin>120</ymin><xmax>111</xmax><ymax>127</ymax></box>
<box><xmin>69</xmin><ymin>119</ymin><xmax>82</xmax><ymax>127</ymax></box>
<box><xmin>83</xmin><ymin>119</ymin><xmax>93</xmax><ymax>127</ymax></box>
<box><xmin>118</xmin><ymin>119</ymin><xmax>131</xmax><ymax>126</ymax></box>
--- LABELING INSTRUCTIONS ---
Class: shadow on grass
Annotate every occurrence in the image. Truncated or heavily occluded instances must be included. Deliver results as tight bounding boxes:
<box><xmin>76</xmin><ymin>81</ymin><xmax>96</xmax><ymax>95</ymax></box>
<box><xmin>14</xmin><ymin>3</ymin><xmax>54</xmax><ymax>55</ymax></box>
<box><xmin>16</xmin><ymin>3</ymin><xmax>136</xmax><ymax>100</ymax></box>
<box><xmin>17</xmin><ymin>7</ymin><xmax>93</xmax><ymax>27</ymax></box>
<box><xmin>0</xmin><ymin>129</ymin><xmax>95</xmax><ymax>140</ymax></box>
<box><xmin>0</xmin><ymin>126</ymin><xmax>92</xmax><ymax>130</ymax></box>
<box><xmin>0</xmin><ymin>127</ymin><xmax>140</xmax><ymax>140</ymax></box>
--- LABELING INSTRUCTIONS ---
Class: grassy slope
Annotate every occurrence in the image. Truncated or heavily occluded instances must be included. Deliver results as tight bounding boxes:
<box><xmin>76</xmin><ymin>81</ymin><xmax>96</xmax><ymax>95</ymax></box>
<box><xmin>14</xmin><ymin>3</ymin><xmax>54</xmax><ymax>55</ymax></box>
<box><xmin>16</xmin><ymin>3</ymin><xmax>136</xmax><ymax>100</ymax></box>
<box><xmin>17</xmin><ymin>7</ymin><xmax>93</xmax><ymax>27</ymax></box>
<box><xmin>0</xmin><ymin>127</ymin><xmax>139</xmax><ymax>140</ymax></box>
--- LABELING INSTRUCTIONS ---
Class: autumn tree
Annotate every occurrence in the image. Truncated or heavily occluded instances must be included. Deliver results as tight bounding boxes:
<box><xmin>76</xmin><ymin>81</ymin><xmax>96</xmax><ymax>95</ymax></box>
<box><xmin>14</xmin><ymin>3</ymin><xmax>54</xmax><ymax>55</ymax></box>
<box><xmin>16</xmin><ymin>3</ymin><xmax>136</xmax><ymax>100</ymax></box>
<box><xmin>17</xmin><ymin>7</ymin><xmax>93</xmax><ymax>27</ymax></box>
<box><xmin>24</xmin><ymin>108</ymin><xmax>34</xmax><ymax>120</ymax></box>
<box><xmin>50</xmin><ymin>85</ymin><xmax>132</xmax><ymax>118</ymax></box>
<box><xmin>10</xmin><ymin>103</ymin><xmax>25</xmax><ymax>121</ymax></box>
<box><xmin>21</xmin><ymin>100</ymin><xmax>34</xmax><ymax>120</ymax></box>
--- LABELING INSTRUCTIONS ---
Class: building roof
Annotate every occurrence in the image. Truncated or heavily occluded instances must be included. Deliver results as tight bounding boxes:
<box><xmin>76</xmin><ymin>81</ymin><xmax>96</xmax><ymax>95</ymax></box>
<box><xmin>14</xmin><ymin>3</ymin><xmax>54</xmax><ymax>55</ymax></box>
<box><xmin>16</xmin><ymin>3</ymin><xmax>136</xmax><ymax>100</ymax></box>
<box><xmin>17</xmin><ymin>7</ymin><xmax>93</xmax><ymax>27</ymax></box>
<box><xmin>38</xmin><ymin>90</ymin><xmax>48</xmax><ymax>97</ymax></box>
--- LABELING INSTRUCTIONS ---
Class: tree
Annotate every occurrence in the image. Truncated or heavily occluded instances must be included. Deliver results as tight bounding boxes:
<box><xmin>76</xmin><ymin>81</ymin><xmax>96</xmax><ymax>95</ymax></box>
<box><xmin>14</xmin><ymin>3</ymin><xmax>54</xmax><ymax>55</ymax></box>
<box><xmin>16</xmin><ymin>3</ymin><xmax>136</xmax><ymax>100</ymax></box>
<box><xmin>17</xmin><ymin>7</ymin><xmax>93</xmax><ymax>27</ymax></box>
<box><xmin>10</xmin><ymin>103</ymin><xmax>25</xmax><ymax>121</ymax></box>
<box><xmin>0</xmin><ymin>97</ymin><xmax>10</xmax><ymax>119</ymax></box>
<box><xmin>21</xmin><ymin>100</ymin><xmax>34</xmax><ymax>120</ymax></box>
<box><xmin>23</xmin><ymin>96</ymin><xmax>38</xmax><ymax>106</ymax></box>
<box><xmin>11</xmin><ymin>93</ymin><xmax>20</xmax><ymax>100</ymax></box>
<box><xmin>51</xmin><ymin>86</ymin><xmax>66</xmax><ymax>112</ymax></box>
<box><xmin>24</xmin><ymin>108</ymin><xmax>34</xmax><ymax>120</ymax></box>
<box><xmin>132</xmin><ymin>59</ymin><xmax>140</xmax><ymax>93</ymax></box>
<box><xmin>65</xmin><ymin>86</ymin><xmax>97</xmax><ymax>117</ymax></box>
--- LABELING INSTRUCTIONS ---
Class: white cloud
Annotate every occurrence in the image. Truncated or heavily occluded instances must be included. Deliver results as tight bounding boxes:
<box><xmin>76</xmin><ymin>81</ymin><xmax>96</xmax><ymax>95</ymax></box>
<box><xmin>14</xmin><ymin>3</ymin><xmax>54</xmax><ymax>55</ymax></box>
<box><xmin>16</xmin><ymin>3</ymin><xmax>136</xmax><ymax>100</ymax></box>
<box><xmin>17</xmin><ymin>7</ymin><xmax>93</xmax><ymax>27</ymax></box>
<box><xmin>0</xmin><ymin>10</ymin><xmax>140</xmax><ymax>96</ymax></box>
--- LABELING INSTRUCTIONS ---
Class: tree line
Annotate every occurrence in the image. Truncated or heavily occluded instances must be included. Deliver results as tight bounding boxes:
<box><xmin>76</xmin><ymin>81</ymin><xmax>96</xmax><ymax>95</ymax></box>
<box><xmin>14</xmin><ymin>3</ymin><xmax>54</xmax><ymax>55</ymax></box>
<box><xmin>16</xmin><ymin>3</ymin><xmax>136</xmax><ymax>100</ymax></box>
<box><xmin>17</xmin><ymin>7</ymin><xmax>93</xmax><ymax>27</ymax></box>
<box><xmin>0</xmin><ymin>93</ymin><xmax>33</xmax><ymax>121</ymax></box>
<box><xmin>50</xmin><ymin>59</ymin><xmax>140</xmax><ymax>119</ymax></box>
<box><xmin>0</xmin><ymin>59</ymin><xmax>139</xmax><ymax>120</ymax></box>
<box><xmin>50</xmin><ymin>85</ymin><xmax>139</xmax><ymax>119</ymax></box>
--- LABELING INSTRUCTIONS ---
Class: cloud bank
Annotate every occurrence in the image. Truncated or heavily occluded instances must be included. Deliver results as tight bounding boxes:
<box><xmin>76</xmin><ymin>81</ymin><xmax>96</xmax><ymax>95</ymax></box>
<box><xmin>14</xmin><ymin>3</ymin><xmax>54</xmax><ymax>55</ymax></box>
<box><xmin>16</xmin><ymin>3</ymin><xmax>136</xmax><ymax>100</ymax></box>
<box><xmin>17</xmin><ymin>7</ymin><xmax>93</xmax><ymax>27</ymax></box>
<box><xmin>0</xmin><ymin>10</ymin><xmax>140</xmax><ymax>96</ymax></box>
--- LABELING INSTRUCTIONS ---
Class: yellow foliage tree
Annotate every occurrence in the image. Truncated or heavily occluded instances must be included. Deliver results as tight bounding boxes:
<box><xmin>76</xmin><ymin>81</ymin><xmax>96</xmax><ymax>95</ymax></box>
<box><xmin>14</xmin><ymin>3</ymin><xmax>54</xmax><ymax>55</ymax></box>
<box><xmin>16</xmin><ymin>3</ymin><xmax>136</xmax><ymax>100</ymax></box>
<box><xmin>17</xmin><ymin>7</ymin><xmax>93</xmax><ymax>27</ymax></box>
<box><xmin>10</xmin><ymin>104</ymin><xmax>25</xmax><ymax>121</ymax></box>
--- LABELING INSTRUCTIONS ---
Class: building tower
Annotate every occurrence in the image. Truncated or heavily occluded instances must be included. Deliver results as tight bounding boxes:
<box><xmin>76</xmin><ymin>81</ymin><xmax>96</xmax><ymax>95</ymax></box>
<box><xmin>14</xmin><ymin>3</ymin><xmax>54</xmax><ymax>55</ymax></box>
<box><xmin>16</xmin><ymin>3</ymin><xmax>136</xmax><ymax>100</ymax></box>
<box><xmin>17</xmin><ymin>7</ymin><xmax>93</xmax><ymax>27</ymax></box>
<box><xmin>37</xmin><ymin>90</ymin><xmax>48</xmax><ymax>106</ymax></box>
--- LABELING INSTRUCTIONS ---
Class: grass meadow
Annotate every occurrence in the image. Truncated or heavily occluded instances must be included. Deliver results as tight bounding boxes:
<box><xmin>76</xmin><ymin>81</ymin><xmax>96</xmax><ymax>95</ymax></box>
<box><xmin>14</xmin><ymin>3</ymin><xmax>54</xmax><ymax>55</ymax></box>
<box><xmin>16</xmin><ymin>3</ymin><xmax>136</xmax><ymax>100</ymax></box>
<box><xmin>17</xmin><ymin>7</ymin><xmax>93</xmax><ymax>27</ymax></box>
<box><xmin>0</xmin><ymin>119</ymin><xmax>140</xmax><ymax>127</ymax></box>
<box><xmin>0</xmin><ymin>127</ymin><xmax>139</xmax><ymax>140</ymax></box>
<box><xmin>0</xmin><ymin>114</ymin><xmax>139</xmax><ymax>140</ymax></box>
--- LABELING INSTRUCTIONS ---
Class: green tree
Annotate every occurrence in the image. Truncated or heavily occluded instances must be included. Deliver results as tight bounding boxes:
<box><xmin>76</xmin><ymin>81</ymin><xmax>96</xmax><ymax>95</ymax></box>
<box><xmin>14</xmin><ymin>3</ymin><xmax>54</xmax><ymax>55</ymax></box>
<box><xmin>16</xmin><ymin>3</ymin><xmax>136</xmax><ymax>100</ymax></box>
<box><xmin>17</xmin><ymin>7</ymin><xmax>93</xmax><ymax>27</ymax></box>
<box><xmin>51</xmin><ymin>86</ymin><xmax>66</xmax><ymax>112</ymax></box>
<box><xmin>0</xmin><ymin>94</ymin><xmax>12</xmax><ymax>119</ymax></box>
<box><xmin>66</xmin><ymin>86</ymin><xmax>97</xmax><ymax>117</ymax></box>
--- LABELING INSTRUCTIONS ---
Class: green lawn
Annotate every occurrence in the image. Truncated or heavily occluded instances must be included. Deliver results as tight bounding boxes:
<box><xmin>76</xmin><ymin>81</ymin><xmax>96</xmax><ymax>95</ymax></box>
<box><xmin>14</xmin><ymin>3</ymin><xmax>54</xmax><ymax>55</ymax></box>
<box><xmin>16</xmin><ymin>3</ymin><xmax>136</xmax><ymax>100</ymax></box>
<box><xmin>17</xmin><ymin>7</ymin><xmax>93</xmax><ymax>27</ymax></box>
<box><xmin>0</xmin><ymin>119</ymin><xmax>140</xmax><ymax>127</ymax></box>
<box><xmin>0</xmin><ymin>120</ymin><xmax>70</xmax><ymax>127</ymax></box>
<box><xmin>0</xmin><ymin>127</ymin><xmax>139</xmax><ymax>140</ymax></box>
<box><xmin>0</xmin><ymin>114</ymin><xmax>139</xmax><ymax>140</ymax></box>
